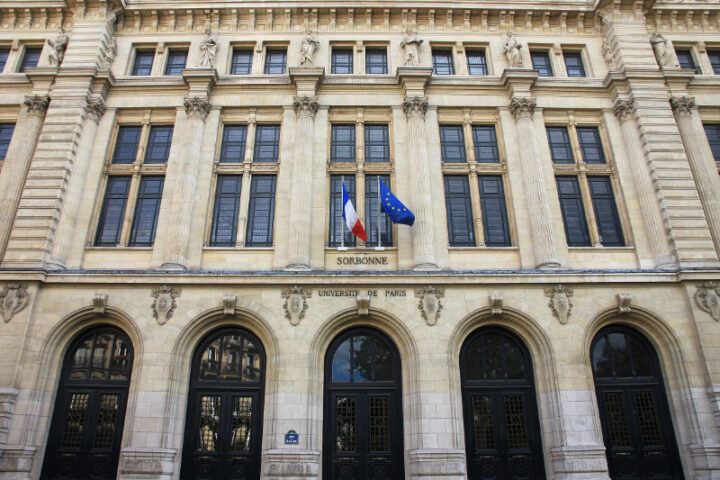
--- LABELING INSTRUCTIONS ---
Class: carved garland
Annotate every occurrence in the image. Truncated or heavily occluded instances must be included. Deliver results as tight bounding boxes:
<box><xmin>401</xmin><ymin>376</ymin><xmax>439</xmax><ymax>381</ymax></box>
<box><xmin>281</xmin><ymin>286</ymin><xmax>311</xmax><ymax>326</ymax></box>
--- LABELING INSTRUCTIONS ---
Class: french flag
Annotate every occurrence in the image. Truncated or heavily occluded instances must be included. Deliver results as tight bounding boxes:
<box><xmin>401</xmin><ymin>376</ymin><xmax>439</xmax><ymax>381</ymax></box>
<box><xmin>342</xmin><ymin>182</ymin><xmax>368</xmax><ymax>242</ymax></box>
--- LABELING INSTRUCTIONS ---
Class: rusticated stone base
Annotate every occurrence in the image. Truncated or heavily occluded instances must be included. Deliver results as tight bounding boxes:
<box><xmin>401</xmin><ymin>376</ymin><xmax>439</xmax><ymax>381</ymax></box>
<box><xmin>687</xmin><ymin>443</ymin><xmax>720</xmax><ymax>479</ymax></box>
<box><xmin>118</xmin><ymin>447</ymin><xmax>176</xmax><ymax>480</ymax></box>
<box><xmin>408</xmin><ymin>448</ymin><xmax>466</xmax><ymax>479</ymax></box>
<box><xmin>263</xmin><ymin>449</ymin><xmax>320</xmax><ymax>479</ymax></box>
<box><xmin>0</xmin><ymin>446</ymin><xmax>36</xmax><ymax>479</ymax></box>
<box><xmin>550</xmin><ymin>445</ymin><xmax>610</xmax><ymax>479</ymax></box>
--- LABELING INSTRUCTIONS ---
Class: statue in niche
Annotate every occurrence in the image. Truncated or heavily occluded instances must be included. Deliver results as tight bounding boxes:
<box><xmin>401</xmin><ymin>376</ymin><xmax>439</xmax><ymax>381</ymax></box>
<box><xmin>299</xmin><ymin>29</ymin><xmax>319</xmax><ymax>66</ymax></box>
<box><xmin>650</xmin><ymin>32</ymin><xmax>679</xmax><ymax>69</ymax></box>
<box><xmin>401</xmin><ymin>30</ymin><xmax>423</xmax><ymax>66</ymax></box>
<box><xmin>198</xmin><ymin>27</ymin><xmax>217</xmax><ymax>68</ymax></box>
<box><xmin>504</xmin><ymin>32</ymin><xmax>524</xmax><ymax>68</ymax></box>
<box><xmin>47</xmin><ymin>28</ymin><xmax>69</xmax><ymax>66</ymax></box>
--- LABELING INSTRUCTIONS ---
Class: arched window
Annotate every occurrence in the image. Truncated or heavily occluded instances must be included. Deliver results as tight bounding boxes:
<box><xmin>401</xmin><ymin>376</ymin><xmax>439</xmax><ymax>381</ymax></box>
<box><xmin>324</xmin><ymin>328</ymin><xmax>404</xmax><ymax>479</ymax></box>
<box><xmin>460</xmin><ymin>327</ymin><xmax>545</xmax><ymax>479</ymax></box>
<box><xmin>41</xmin><ymin>327</ymin><xmax>134</xmax><ymax>480</ymax></box>
<box><xmin>181</xmin><ymin>328</ymin><xmax>265</xmax><ymax>480</ymax></box>
<box><xmin>591</xmin><ymin>325</ymin><xmax>684</xmax><ymax>479</ymax></box>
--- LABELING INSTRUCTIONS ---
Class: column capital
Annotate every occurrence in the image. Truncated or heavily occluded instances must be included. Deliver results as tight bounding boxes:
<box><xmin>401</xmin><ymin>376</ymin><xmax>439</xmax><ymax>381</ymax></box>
<box><xmin>183</xmin><ymin>96</ymin><xmax>211</xmax><ymax>120</ymax></box>
<box><xmin>23</xmin><ymin>95</ymin><xmax>50</xmax><ymax>117</ymax></box>
<box><xmin>293</xmin><ymin>96</ymin><xmax>319</xmax><ymax>118</ymax></box>
<box><xmin>613</xmin><ymin>99</ymin><xmax>636</xmax><ymax>122</ymax></box>
<box><xmin>670</xmin><ymin>96</ymin><xmax>695</xmax><ymax>118</ymax></box>
<box><xmin>86</xmin><ymin>98</ymin><xmax>106</xmax><ymax>123</ymax></box>
<box><xmin>402</xmin><ymin>96</ymin><xmax>428</xmax><ymax>119</ymax></box>
<box><xmin>509</xmin><ymin>97</ymin><xmax>537</xmax><ymax>120</ymax></box>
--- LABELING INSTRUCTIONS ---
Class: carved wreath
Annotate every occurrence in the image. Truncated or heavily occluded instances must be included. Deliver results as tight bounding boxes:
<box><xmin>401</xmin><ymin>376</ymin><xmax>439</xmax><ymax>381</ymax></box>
<box><xmin>544</xmin><ymin>285</ymin><xmax>573</xmax><ymax>325</ymax></box>
<box><xmin>0</xmin><ymin>283</ymin><xmax>30</xmax><ymax>323</ymax></box>
<box><xmin>695</xmin><ymin>282</ymin><xmax>720</xmax><ymax>321</ymax></box>
<box><xmin>151</xmin><ymin>286</ymin><xmax>180</xmax><ymax>325</ymax></box>
<box><xmin>414</xmin><ymin>286</ymin><xmax>445</xmax><ymax>326</ymax></box>
<box><xmin>281</xmin><ymin>286</ymin><xmax>311</xmax><ymax>326</ymax></box>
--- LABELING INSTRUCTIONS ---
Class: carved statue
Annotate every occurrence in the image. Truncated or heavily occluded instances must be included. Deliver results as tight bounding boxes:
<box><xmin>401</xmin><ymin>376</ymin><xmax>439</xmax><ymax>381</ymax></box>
<box><xmin>299</xmin><ymin>30</ymin><xmax>320</xmax><ymax>66</ymax></box>
<box><xmin>198</xmin><ymin>28</ymin><xmax>217</xmax><ymax>68</ymax></box>
<box><xmin>99</xmin><ymin>38</ymin><xmax>117</xmax><ymax>69</ymax></box>
<box><xmin>400</xmin><ymin>30</ymin><xmax>423</xmax><ymax>66</ymax></box>
<box><xmin>650</xmin><ymin>32</ymin><xmax>679</xmax><ymax>69</ymax></box>
<box><xmin>47</xmin><ymin>28</ymin><xmax>69</xmax><ymax>66</ymax></box>
<box><xmin>504</xmin><ymin>32</ymin><xmax>524</xmax><ymax>68</ymax></box>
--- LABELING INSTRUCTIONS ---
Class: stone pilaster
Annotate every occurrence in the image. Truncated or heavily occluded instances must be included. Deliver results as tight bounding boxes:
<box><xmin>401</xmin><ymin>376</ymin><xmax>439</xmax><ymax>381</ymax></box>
<box><xmin>403</xmin><ymin>96</ymin><xmax>438</xmax><ymax>270</ymax></box>
<box><xmin>670</xmin><ymin>96</ymin><xmax>720</xmax><ymax>256</ymax></box>
<box><xmin>285</xmin><ymin>96</ymin><xmax>318</xmax><ymax>270</ymax></box>
<box><xmin>47</xmin><ymin>98</ymin><xmax>106</xmax><ymax>270</ymax></box>
<box><xmin>509</xmin><ymin>97</ymin><xmax>559</xmax><ymax>269</ymax></box>
<box><xmin>0</xmin><ymin>96</ymin><xmax>49</xmax><ymax>262</ymax></box>
<box><xmin>614</xmin><ymin>99</ymin><xmax>675</xmax><ymax>267</ymax></box>
<box><xmin>160</xmin><ymin>97</ymin><xmax>211</xmax><ymax>270</ymax></box>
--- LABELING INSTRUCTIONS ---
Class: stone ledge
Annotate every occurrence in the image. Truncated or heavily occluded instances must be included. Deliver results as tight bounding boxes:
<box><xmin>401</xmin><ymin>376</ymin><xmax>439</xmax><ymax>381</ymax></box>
<box><xmin>408</xmin><ymin>448</ymin><xmax>466</xmax><ymax>478</ymax></box>
<box><xmin>263</xmin><ymin>449</ymin><xmax>320</xmax><ymax>479</ymax></box>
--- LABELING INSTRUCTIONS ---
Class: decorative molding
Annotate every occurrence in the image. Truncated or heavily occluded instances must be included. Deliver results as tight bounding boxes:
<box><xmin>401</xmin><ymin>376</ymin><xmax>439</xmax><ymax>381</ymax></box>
<box><xmin>293</xmin><ymin>95</ymin><xmax>319</xmax><ymax>118</ymax></box>
<box><xmin>356</xmin><ymin>294</ymin><xmax>370</xmax><ymax>316</ymax></box>
<box><xmin>281</xmin><ymin>286</ymin><xmax>311</xmax><ymax>326</ymax></box>
<box><xmin>509</xmin><ymin>97</ymin><xmax>536</xmax><ymax>120</ymax></box>
<box><xmin>86</xmin><ymin>98</ymin><xmax>106</xmax><ymax>123</ymax></box>
<box><xmin>695</xmin><ymin>282</ymin><xmax>720</xmax><ymax>321</ymax></box>
<box><xmin>402</xmin><ymin>96</ymin><xmax>428</xmax><ymax>119</ymax></box>
<box><xmin>616</xmin><ymin>293</ymin><xmax>632</xmax><ymax>313</ymax></box>
<box><xmin>415</xmin><ymin>286</ymin><xmax>445</xmax><ymax>326</ymax></box>
<box><xmin>0</xmin><ymin>283</ymin><xmax>30</xmax><ymax>323</ymax></box>
<box><xmin>670</xmin><ymin>96</ymin><xmax>695</xmax><ymax>118</ymax></box>
<box><xmin>23</xmin><ymin>95</ymin><xmax>50</xmax><ymax>117</ymax></box>
<box><xmin>613</xmin><ymin>99</ymin><xmax>635</xmax><ymax>122</ymax></box>
<box><xmin>151</xmin><ymin>286</ymin><xmax>180</xmax><ymax>325</ymax></box>
<box><xmin>489</xmin><ymin>294</ymin><xmax>503</xmax><ymax>315</ymax></box>
<box><xmin>183</xmin><ymin>96</ymin><xmax>211</xmax><ymax>120</ymax></box>
<box><xmin>544</xmin><ymin>284</ymin><xmax>573</xmax><ymax>324</ymax></box>
<box><xmin>223</xmin><ymin>294</ymin><xmax>237</xmax><ymax>316</ymax></box>
<box><xmin>93</xmin><ymin>293</ymin><xmax>108</xmax><ymax>314</ymax></box>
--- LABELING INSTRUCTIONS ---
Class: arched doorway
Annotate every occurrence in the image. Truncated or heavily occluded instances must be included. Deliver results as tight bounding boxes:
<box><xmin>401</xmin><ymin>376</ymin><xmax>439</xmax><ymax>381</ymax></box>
<box><xmin>181</xmin><ymin>328</ymin><xmax>265</xmax><ymax>480</ymax></box>
<box><xmin>41</xmin><ymin>326</ymin><xmax>134</xmax><ymax>480</ymax></box>
<box><xmin>591</xmin><ymin>325</ymin><xmax>684</xmax><ymax>479</ymax></box>
<box><xmin>460</xmin><ymin>326</ymin><xmax>545</xmax><ymax>479</ymax></box>
<box><xmin>323</xmin><ymin>327</ymin><xmax>404</xmax><ymax>479</ymax></box>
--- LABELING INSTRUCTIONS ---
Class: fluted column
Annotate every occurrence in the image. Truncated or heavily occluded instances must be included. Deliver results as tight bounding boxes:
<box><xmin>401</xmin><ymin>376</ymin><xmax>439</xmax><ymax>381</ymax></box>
<box><xmin>403</xmin><ymin>96</ymin><xmax>437</xmax><ymax>270</ymax></box>
<box><xmin>285</xmin><ymin>96</ymin><xmax>318</xmax><ymax>270</ymax></box>
<box><xmin>0</xmin><ymin>95</ymin><xmax>49</xmax><ymax>260</ymax></box>
<box><xmin>671</xmin><ymin>96</ymin><xmax>720</xmax><ymax>255</ymax></box>
<box><xmin>47</xmin><ymin>99</ymin><xmax>106</xmax><ymax>269</ymax></box>
<box><xmin>614</xmin><ymin>99</ymin><xmax>674</xmax><ymax>267</ymax></box>
<box><xmin>509</xmin><ymin>97</ymin><xmax>559</xmax><ymax>268</ymax></box>
<box><xmin>161</xmin><ymin>97</ymin><xmax>211</xmax><ymax>270</ymax></box>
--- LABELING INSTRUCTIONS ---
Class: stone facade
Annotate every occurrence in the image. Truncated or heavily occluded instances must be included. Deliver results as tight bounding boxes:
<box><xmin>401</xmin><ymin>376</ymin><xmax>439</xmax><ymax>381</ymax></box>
<box><xmin>0</xmin><ymin>0</ymin><xmax>719</xmax><ymax>479</ymax></box>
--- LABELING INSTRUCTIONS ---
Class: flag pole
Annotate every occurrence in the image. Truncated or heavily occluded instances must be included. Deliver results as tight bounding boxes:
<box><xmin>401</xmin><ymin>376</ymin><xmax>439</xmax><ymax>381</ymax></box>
<box><xmin>339</xmin><ymin>175</ymin><xmax>347</xmax><ymax>251</ymax></box>
<box><xmin>375</xmin><ymin>176</ymin><xmax>384</xmax><ymax>251</ymax></box>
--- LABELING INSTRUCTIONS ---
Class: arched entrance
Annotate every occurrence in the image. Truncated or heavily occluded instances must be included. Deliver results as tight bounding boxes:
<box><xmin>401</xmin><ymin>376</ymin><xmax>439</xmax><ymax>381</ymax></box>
<box><xmin>323</xmin><ymin>327</ymin><xmax>404</xmax><ymax>479</ymax></box>
<box><xmin>41</xmin><ymin>326</ymin><xmax>134</xmax><ymax>480</ymax></box>
<box><xmin>460</xmin><ymin>326</ymin><xmax>545</xmax><ymax>479</ymax></box>
<box><xmin>180</xmin><ymin>328</ymin><xmax>265</xmax><ymax>480</ymax></box>
<box><xmin>591</xmin><ymin>325</ymin><xmax>684</xmax><ymax>479</ymax></box>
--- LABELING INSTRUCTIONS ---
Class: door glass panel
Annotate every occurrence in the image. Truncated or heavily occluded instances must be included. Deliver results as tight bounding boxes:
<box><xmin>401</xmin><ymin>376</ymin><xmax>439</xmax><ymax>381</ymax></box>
<box><xmin>504</xmin><ymin>394</ymin><xmax>529</xmax><ymax>449</ymax></box>
<box><xmin>90</xmin><ymin>334</ymin><xmax>114</xmax><ymax>379</ymax></box>
<box><xmin>471</xmin><ymin>395</ymin><xmax>495</xmax><ymax>449</ymax></box>
<box><xmin>332</xmin><ymin>339</ymin><xmax>352</xmax><ymax>382</ymax></box>
<box><xmin>603</xmin><ymin>392</ymin><xmax>630</xmax><ymax>446</ymax></box>
<box><xmin>230</xmin><ymin>396</ymin><xmax>253</xmax><ymax>451</ymax></box>
<box><xmin>592</xmin><ymin>336</ymin><xmax>612</xmax><ymax>378</ymax></box>
<box><xmin>369</xmin><ymin>396</ymin><xmax>390</xmax><ymax>452</ymax></box>
<box><xmin>221</xmin><ymin>335</ymin><xmax>242</xmax><ymax>380</ymax></box>
<box><xmin>352</xmin><ymin>335</ymin><xmax>372</xmax><ymax>382</ymax></box>
<box><xmin>463</xmin><ymin>337</ymin><xmax>484</xmax><ymax>380</ymax></box>
<box><xmin>504</xmin><ymin>340</ymin><xmax>526</xmax><ymax>379</ymax></box>
<box><xmin>70</xmin><ymin>339</ymin><xmax>93</xmax><ymax>379</ymax></box>
<box><xmin>628</xmin><ymin>336</ymin><xmax>653</xmax><ymax>377</ymax></box>
<box><xmin>199</xmin><ymin>339</ymin><xmax>221</xmax><ymax>380</ymax></box>
<box><xmin>110</xmin><ymin>337</ymin><xmax>132</xmax><ymax>380</ymax></box>
<box><xmin>93</xmin><ymin>394</ymin><xmax>120</xmax><ymax>448</ymax></box>
<box><xmin>608</xmin><ymin>333</ymin><xmax>632</xmax><ymax>377</ymax></box>
<box><xmin>198</xmin><ymin>396</ymin><xmax>221</xmax><ymax>451</ymax></box>
<box><xmin>485</xmin><ymin>334</ymin><xmax>503</xmax><ymax>380</ymax></box>
<box><xmin>335</xmin><ymin>396</ymin><xmax>357</xmax><ymax>452</ymax></box>
<box><xmin>633</xmin><ymin>391</ymin><xmax>664</xmax><ymax>446</ymax></box>
<box><xmin>373</xmin><ymin>342</ymin><xmax>393</xmax><ymax>381</ymax></box>
<box><xmin>61</xmin><ymin>393</ymin><xmax>90</xmax><ymax>448</ymax></box>
<box><xmin>242</xmin><ymin>338</ymin><xmax>261</xmax><ymax>382</ymax></box>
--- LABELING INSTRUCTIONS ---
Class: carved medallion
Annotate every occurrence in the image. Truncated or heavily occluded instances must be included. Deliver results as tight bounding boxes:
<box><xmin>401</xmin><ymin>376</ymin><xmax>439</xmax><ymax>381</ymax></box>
<box><xmin>695</xmin><ymin>282</ymin><xmax>720</xmax><ymax>321</ymax></box>
<box><xmin>545</xmin><ymin>285</ymin><xmax>573</xmax><ymax>324</ymax></box>
<box><xmin>281</xmin><ymin>286</ymin><xmax>311</xmax><ymax>326</ymax></box>
<box><xmin>151</xmin><ymin>286</ymin><xmax>180</xmax><ymax>325</ymax></box>
<box><xmin>0</xmin><ymin>283</ymin><xmax>30</xmax><ymax>323</ymax></box>
<box><xmin>414</xmin><ymin>286</ymin><xmax>445</xmax><ymax>326</ymax></box>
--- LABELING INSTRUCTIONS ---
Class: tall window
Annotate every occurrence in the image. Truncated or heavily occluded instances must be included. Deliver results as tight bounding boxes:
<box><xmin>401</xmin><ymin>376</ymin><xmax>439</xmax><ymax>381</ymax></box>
<box><xmin>19</xmin><ymin>47</ymin><xmax>41</xmax><ymax>72</ymax></box>
<box><xmin>209</xmin><ymin>175</ymin><xmax>243</xmax><ymax>246</ymax></box>
<box><xmin>264</xmin><ymin>49</ymin><xmax>287</xmax><ymax>74</ymax></box>
<box><xmin>332</xmin><ymin>48</ymin><xmax>353</xmax><ymax>74</ymax></box>
<box><xmin>132</xmin><ymin>50</ymin><xmax>155</xmax><ymax>75</ymax></box>
<box><xmin>0</xmin><ymin>48</ymin><xmax>9</xmax><ymax>72</ymax></box>
<box><xmin>432</xmin><ymin>49</ymin><xmax>455</xmax><ymax>75</ymax></box>
<box><xmin>329</xmin><ymin>175</ymin><xmax>357</xmax><ymax>247</ymax></box>
<box><xmin>708</xmin><ymin>51</ymin><xmax>720</xmax><ymax>75</ymax></box>
<box><xmin>220</xmin><ymin>125</ymin><xmax>248</xmax><ymax>163</ymax></box>
<box><xmin>365</xmin><ymin>48</ymin><xmax>388</xmax><ymax>74</ymax></box>
<box><xmin>95</xmin><ymin>122</ymin><xmax>173</xmax><ymax>247</ymax></box>
<box><xmin>246</xmin><ymin>175</ymin><xmax>276</xmax><ymax>247</ymax></box>
<box><xmin>531</xmin><ymin>51</ymin><xmax>552</xmax><ymax>77</ymax></box>
<box><xmin>466</xmin><ymin>50</ymin><xmax>488</xmax><ymax>75</ymax></box>
<box><xmin>441</xmin><ymin>122</ymin><xmax>512</xmax><ymax>247</ymax></box>
<box><xmin>364</xmin><ymin>125</ymin><xmax>390</xmax><ymax>162</ymax></box>
<box><xmin>704</xmin><ymin>124</ymin><xmax>720</xmax><ymax>162</ymax></box>
<box><xmin>563</xmin><ymin>51</ymin><xmax>586</xmax><ymax>77</ymax></box>
<box><xmin>164</xmin><ymin>50</ymin><xmax>187</xmax><ymax>75</ymax></box>
<box><xmin>231</xmin><ymin>49</ymin><xmax>253</xmax><ymax>74</ymax></box>
<box><xmin>331</xmin><ymin>125</ymin><xmax>356</xmax><ymax>162</ymax></box>
<box><xmin>0</xmin><ymin>123</ymin><xmax>15</xmax><ymax>161</ymax></box>
<box><xmin>675</xmin><ymin>48</ymin><xmax>698</xmax><ymax>73</ymax></box>
<box><xmin>253</xmin><ymin>125</ymin><xmax>280</xmax><ymax>162</ymax></box>
<box><xmin>547</xmin><ymin>123</ymin><xmax>627</xmax><ymax>247</ymax></box>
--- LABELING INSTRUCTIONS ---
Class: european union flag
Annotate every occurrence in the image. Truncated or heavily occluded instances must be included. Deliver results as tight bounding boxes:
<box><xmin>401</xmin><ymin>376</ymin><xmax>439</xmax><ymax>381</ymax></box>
<box><xmin>379</xmin><ymin>179</ymin><xmax>415</xmax><ymax>226</ymax></box>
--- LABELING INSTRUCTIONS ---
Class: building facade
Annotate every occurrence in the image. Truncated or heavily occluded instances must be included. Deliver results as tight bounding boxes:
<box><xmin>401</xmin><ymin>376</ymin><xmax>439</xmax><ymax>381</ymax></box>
<box><xmin>0</xmin><ymin>0</ymin><xmax>720</xmax><ymax>478</ymax></box>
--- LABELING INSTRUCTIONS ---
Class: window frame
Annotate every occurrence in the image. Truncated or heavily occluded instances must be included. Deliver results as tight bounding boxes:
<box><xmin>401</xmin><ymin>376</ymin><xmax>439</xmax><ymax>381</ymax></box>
<box><xmin>365</xmin><ymin>47</ymin><xmax>388</xmax><ymax>74</ymax></box>
<box><xmin>432</xmin><ymin>48</ymin><xmax>455</xmax><ymax>75</ymax></box>
<box><xmin>164</xmin><ymin>49</ymin><xmax>188</xmax><ymax>76</ymax></box>
<box><xmin>264</xmin><ymin>48</ymin><xmax>287</xmax><ymax>75</ymax></box>
<box><xmin>131</xmin><ymin>49</ymin><xmax>156</xmax><ymax>76</ymax></box>
<box><xmin>0</xmin><ymin>122</ymin><xmax>16</xmax><ymax>162</ymax></box>
<box><xmin>674</xmin><ymin>47</ymin><xmax>699</xmax><ymax>73</ymax></box>
<box><xmin>331</xmin><ymin>47</ymin><xmax>354</xmax><ymax>74</ymax></box>
<box><xmin>230</xmin><ymin>47</ymin><xmax>254</xmax><ymax>75</ymax></box>
<box><xmin>0</xmin><ymin>46</ymin><xmax>10</xmax><ymax>73</ymax></box>
<box><xmin>530</xmin><ymin>50</ymin><xmax>553</xmax><ymax>77</ymax></box>
<box><xmin>707</xmin><ymin>50</ymin><xmax>720</xmax><ymax>75</ymax></box>
<box><xmin>18</xmin><ymin>45</ymin><xmax>42</xmax><ymax>72</ymax></box>
<box><xmin>562</xmin><ymin>50</ymin><xmax>586</xmax><ymax>77</ymax></box>
<box><xmin>466</xmin><ymin>48</ymin><xmax>489</xmax><ymax>76</ymax></box>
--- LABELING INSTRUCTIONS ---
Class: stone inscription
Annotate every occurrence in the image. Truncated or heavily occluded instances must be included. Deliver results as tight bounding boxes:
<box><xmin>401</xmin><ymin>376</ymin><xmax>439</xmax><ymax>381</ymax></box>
<box><xmin>318</xmin><ymin>289</ymin><xmax>406</xmax><ymax>297</ymax></box>
<box><xmin>336</xmin><ymin>256</ymin><xmax>389</xmax><ymax>265</ymax></box>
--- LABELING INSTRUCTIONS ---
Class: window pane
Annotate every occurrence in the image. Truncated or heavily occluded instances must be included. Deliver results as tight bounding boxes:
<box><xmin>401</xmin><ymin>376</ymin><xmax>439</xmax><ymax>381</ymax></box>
<box><xmin>709</xmin><ymin>51</ymin><xmax>720</xmax><ymax>75</ymax></box>
<box><xmin>95</xmin><ymin>176</ymin><xmax>131</xmax><ymax>246</ymax></box>
<box><xmin>332</xmin><ymin>49</ymin><xmax>353</xmax><ymax>74</ymax></box>
<box><xmin>220</xmin><ymin>125</ymin><xmax>248</xmax><ymax>163</ymax></box>
<box><xmin>231</xmin><ymin>49</ymin><xmax>253</xmax><ymax>74</ymax></box>
<box><xmin>129</xmin><ymin>176</ymin><xmax>165</xmax><ymax>246</ymax></box>
<box><xmin>472</xmin><ymin>125</ymin><xmax>499</xmax><ymax>163</ymax></box>
<box><xmin>556</xmin><ymin>176</ymin><xmax>590</xmax><ymax>246</ymax></box>
<box><xmin>0</xmin><ymin>48</ymin><xmax>9</xmax><ymax>72</ymax></box>
<box><xmin>466</xmin><ymin>50</ymin><xmax>488</xmax><ymax>75</ymax></box>
<box><xmin>132</xmin><ymin>51</ymin><xmax>155</xmax><ymax>75</ymax></box>
<box><xmin>675</xmin><ymin>49</ymin><xmax>698</xmax><ymax>73</ymax></box>
<box><xmin>144</xmin><ymin>126</ymin><xmax>174</xmax><ymax>163</ymax></box>
<box><xmin>478</xmin><ymin>176</ymin><xmax>511</xmax><ymax>246</ymax></box>
<box><xmin>432</xmin><ymin>50</ymin><xmax>454</xmax><ymax>75</ymax></box>
<box><xmin>264</xmin><ymin>49</ymin><xmax>287</xmax><ymax>74</ymax></box>
<box><xmin>577</xmin><ymin>127</ymin><xmax>605</xmax><ymax>164</ymax></box>
<box><xmin>546</xmin><ymin>127</ymin><xmax>574</xmax><ymax>164</ymax></box>
<box><xmin>69</xmin><ymin>338</ymin><xmax>94</xmax><ymax>379</ymax></box>
<box><xmin>197</xmin><ymin>396</ymin><xmax>221</xmax><ymax>451</ymax></box>
<box><xmin>253</xmin><ymin>125</ymin><xmax>280</xmax><ymax>162</ymax></box>
<box><xmin>365</xmin><ymin>48</ymin><xmax>388</xmax><ymax>74</ymax></box>
<box><xmin>444</xmin><ymin>176</ymin><xmax>475</xmax><ymax>246</ymax></box>
<box><xmin>230</xmin><ymin>396</ymin><xmax>253</xmax><ymax>451</ymax></box>
<box><xmin>246</xmin><ymin>175</ymin><xmax>276</xmax><ymax>246</ymax></box>
<box><xmin>588</xmin><ymin>176</ymin><xmax>624</xmax><ymax>247</ymax></box>
<box><xmin>332</xmin><ymin>339</ymin><xmax>352</xmax><ymax>382</ymax></box>
<box><xmin>364</xmin><ymin>125</ymin><xmax>390</xmax><ymax>162</ymax></box>
<box><xmin>113</xmin><ymin>126</ymin><xmax>142</xmax><ymax>164</ymax></box>
<box><xmin>704</xmin><ymin>124</ymin><xmax>720</xmax><ymax>161</ymax></box>
<box><xmin>531</xmin><ymin>51</ymin><xmax>552</xmax><ymax>77</ymax></box>
<box><xmin>0</xmin><ymin>123</ymin><xmax>15</xmax><ymax>160</ymax></box>
<box><xmin>19</xmin><ymin>47</ymin><xmax>41</xmax><ymax>72</ymax></box>
<box><xmin>210</xmin><ymin>175</ymin><xmax>242</xmax><ymax>246</ymax></box>
<box><xmin>331</xmin><ymin>125</ymin><xmax>356</xmax><ymax>162</ymax></box>
<box><xmin>365</xmin><ymin>175</ymin><xmax>392</xmax><ymax>247</ymax></box>
<box><xmin>563</xmin><ymin>52</ymin><xmax>586</xmax><ymax>77</ymax></box>
<box><xmin>329</xmin><ymin>175</ymin><xmax>356</xmax><ymax>247</ymax></box>
<box><xmin>164</xmin><ymin>50</ymin><xmax>187</xmax><ymax>75</ymax></box>
<box><xmin>440</xmin><ymin>125</ymin><xmax>466</xmax><ymax>163</ymax></box>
